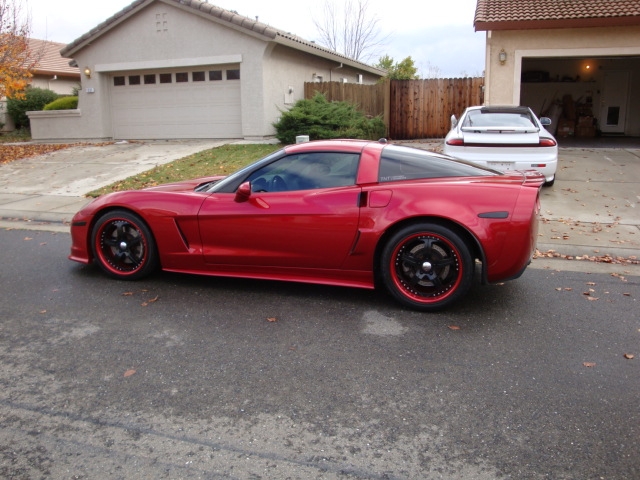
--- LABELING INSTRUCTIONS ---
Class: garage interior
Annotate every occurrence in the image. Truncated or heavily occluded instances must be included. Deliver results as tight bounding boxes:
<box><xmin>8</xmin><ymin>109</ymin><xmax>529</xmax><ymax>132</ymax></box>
<box><xmin>520</xmin><ymin>56</ymin><xmax>640</xmax><ymax>145</ymax></box>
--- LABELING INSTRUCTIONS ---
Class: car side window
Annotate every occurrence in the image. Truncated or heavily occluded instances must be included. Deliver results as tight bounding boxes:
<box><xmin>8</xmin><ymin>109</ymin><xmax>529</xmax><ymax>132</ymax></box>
<box><xmin>379</xmin><ymin>145</ymin><xmax>496</xmax><ymax>182</ymax></box>
<box><xmin>247</xmin><ymin>152</ymin><xmax>359</xmax><ymax>192</ymax></box>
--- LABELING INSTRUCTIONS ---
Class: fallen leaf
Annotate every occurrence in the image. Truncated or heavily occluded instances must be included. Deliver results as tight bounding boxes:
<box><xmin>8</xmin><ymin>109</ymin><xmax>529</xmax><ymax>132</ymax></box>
<box><xmin>267</xmin><ymin>317</ymin><xmax>278</xmax><ymax>322</ymax></box>
<box><xmin>448</xmin><ymin>325</ymin><xmax>461</xmax><ymax>330</ymax></box>
<box><xmin>124</xmin><ymin>369</ymin><xmax>136</xmax><ymax>377</ymax></box>
<box><xmin>623</xmin><ymin>353</ymin><xmax>634</xmax><ymax>360</ymax></box>
<box><xmin>122</xmin><ymin>292</ymin><xmax>134</xmax><ymax>296</ymax></box>
<box><xmin>141</xmin><ymin>296</ymin><xmax>159</xmax><ymax>306</ymax></box>
<box><xmin>24</xmin><ymin>237</ymin><xmax>33</xmax><ymax>241</ymax></box>
<box><xmin>583</xmin><ymin>362</ymin><xmax>596</xmax><ymax>368</ymax></box>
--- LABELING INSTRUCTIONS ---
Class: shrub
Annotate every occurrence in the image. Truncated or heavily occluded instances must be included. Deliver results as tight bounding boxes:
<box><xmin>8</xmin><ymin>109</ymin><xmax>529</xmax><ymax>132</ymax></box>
<box><xmin>6</xmin><ymin>87</ymin><xmax>59</xmax><ymax>129</ymax></box>
<box><xmin>44</xmin><ymin>96</ymin><xmax>78</xmax><ymax>110</ymax></box>
<box><xmin>273</xmin><ymin>93</ymin><xmax>386</xmax><ymax>144</ymax></box>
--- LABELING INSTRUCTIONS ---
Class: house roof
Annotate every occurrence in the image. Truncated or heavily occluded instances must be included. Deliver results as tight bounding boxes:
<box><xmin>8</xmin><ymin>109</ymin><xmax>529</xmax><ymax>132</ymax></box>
<box><xmin>28</xmin><ymin>38</ymin><xmax>80</xmax><ymax>77</ymax></box>
<box><xmin>474</xmin><ymin>0</ymin><xmax>640</xmax><ymax>31</ymax></box>
<box><xmin>60</xmin><ymin>0</ymin><xmax>385</xmax><ymax>76</ymax></box>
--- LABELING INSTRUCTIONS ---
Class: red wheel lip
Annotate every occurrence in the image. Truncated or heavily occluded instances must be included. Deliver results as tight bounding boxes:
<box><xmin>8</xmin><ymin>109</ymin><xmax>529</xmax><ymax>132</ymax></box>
<box><xmin>389</xmin><ymin>232</ymin><xmax>463</xmax><ymax>305</ymax></box>
<box><xmin>94</xmin><ymin>217</ymin><xmax>149</xmax><ymax>277</ymax></box>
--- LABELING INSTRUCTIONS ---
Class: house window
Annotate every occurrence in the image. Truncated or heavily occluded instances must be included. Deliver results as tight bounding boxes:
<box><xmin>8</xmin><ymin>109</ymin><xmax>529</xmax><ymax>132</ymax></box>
<box><xmin>113</xmin><ymin>76</ymin><xmax>125</xmax><ymax>86</ymax></box>
<box><xmin>176</xmin><ymin>72</ymin><xmax>189</xmax><ymax>83</ymax></box>
<box><xmin>227</xmin><ymin>69</ymin><xmax>240</xmax><ymax>80</ymax></box>
<box><xmin>159</xmin><ymin>73</ymin><xmax>172</xmax><ymax>84</ymax></box>
<box><xmin>209</xmin><ymin>70</ymin><xmax>222</xmax><ymax>81</ymax></box>
<box><xmin>193</xmin><ymin>71</ymin><xmax>205</xmax><ymax>82</ymax></box>
<box><xmin>144</xmin><ymin>74</ymin><xmax>156</xmax><ymax>84</ymax></box>
<box><xmin>128</xmin><ymin>75</ymin><xmax>141</xmax><ymax>85</ymax></box>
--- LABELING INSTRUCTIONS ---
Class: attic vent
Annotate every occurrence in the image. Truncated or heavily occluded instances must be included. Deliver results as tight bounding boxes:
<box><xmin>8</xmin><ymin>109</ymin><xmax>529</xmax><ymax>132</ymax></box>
<box><xmin>156</xmin><ymin>12</ymin><xmax>168</xmax><ymax>32</ymax></box>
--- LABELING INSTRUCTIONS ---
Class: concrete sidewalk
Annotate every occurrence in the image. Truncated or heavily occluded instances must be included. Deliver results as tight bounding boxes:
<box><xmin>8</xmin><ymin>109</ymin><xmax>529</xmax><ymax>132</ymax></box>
<box><xmin>0</xmin><ymin>139</ymin><xmax>638</xmax><ymax>274</ymax></box>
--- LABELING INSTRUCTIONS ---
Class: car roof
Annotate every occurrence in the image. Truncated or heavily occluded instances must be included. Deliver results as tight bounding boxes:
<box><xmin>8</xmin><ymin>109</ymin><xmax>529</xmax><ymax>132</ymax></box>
<box><xmin>284</xmin><ymin>139</ymin><xmax>386</xmax><ymax>154</ymax></box>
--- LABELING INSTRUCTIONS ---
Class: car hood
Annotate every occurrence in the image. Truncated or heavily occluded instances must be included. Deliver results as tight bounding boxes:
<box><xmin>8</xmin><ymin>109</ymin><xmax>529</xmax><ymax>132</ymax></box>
<box><xmin>142</xmin><ymin>175</ymin><xmax>226</xmax><ymax>192</ymax></box>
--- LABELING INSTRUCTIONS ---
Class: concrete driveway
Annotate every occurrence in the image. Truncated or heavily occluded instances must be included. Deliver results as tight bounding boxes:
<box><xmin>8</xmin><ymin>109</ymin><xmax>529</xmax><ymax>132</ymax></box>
<box><xmin>0</xmin><ymin>140</ymin><xmax>228</xmax><ymax>225</ymax></box>
<box><xmin>0</xmin><ymin>138</ymin><xmax>638</xmax><ymax>273</ymax></box>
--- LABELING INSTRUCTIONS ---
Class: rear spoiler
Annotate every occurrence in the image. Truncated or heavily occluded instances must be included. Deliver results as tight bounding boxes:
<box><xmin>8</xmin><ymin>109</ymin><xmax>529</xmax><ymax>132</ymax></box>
<box><xmin>461</xmin><ymin>126</ymin><xmax>540</xmax><ymax>134</ymax></box>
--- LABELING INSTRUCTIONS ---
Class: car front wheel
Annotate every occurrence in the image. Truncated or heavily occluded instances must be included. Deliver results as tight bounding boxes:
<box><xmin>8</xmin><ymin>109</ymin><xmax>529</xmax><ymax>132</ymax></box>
<box><xmin>91</xmin><ymin>210</ymin><xmax>158</xmax><ymax>280</ymax></box>
<box><xmin>381</xmin><ymin>223</ymin><xmax>473</xmax><ymax>311</ymax></box>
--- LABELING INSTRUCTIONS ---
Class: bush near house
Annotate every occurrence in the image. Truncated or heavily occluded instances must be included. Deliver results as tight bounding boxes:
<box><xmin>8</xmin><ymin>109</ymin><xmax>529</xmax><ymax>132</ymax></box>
<box><xmin>43</xmin><ymin>96</ymin><xmax>78</xmax><ymax>110</ymax></box>
<box><xmin>6</xmin><ymin>87</ymin><xmax>59</xmax><ymax>130</ymax></box>
<box><xmin>273</xmin><ymin>93</ymin><xmax>386</xmax><ymax>145</ymax></box>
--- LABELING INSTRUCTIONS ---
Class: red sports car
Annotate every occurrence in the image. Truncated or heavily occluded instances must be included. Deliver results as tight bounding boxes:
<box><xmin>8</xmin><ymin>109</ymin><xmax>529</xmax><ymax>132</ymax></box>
<box><xmin>69</xmin><ymin>139</ymin><xmax>544</xmax><ymax>311</ymax></box>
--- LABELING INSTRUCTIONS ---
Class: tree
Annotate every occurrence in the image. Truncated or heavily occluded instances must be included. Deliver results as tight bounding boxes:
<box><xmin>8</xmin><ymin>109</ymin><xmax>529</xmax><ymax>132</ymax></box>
<box><xmin>376</xmin><ymin>55</ymin><xmax>419</xmax><ymax>80</ymax></box>
<box><xmin>313</xmin><ymin>0</ymin><xmax>387</xmax><ymax>62</ymax></box>
<box><xmin>0</xmin><ymin>0</ymin><xmax>36</xmax><ymax>99</ymax></box>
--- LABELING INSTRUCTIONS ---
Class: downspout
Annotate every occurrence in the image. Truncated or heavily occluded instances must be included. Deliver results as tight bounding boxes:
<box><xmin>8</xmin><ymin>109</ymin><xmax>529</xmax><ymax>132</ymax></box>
<box><xmin>330</xmin><ymin>62</ymin><xmax>343</xmax><ymax>82</ymax></box>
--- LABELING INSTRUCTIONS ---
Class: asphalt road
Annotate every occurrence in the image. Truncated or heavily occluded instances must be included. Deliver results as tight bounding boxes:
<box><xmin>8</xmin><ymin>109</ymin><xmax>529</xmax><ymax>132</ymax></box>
<box><xmin>1</xmin><ymin>228</ymin><xmax>638</xmax><ymax>479</ymax></box>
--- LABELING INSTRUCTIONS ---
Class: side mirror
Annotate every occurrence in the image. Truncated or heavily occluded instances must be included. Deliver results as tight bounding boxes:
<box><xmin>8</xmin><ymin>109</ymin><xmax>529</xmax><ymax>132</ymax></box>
<box><xmin>235</xmin><ymin>181</ymin><xmax>252</xmax><ymax>202</ymax></box>
<box><xmin>539</xmin><ymin>117</ymin><xmax>552</xmax><ymax>126</ymax></box>
<box><xmin>450</xmin><ymin>114</ymin><xmax>458</xmax><ymax>129</ymax></box>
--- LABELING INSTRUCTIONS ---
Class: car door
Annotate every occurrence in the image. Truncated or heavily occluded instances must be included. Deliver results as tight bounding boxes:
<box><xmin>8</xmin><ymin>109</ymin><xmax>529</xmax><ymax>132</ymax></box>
<box><xmin>197</xmin><ymin>152</ymin><xmax>361</xmax><ymax>270</ymax></box>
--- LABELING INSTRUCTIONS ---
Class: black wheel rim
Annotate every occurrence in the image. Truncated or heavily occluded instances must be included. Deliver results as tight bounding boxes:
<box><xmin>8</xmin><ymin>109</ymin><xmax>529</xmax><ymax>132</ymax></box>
<box><xmin>95</xmin><ymin>218</ymin><xmax>148</xmax><ymax>276</ymax></box>
<box><xmin>390</xmin><ymin>233</ymin><xmax>463</xmax><ymax>303</ymax></box>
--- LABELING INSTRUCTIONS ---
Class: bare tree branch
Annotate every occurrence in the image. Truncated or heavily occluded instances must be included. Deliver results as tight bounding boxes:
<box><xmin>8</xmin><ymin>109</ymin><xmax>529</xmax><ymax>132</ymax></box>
<box><xmin>313</xmin><ymin>0</ymin><xmax>388</xmax><ymax>63</ymax></box>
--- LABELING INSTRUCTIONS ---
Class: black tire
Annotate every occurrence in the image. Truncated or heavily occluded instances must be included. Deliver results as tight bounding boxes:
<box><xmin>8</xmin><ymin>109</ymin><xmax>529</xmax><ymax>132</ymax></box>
<box><xmin>543</xmin><ymin>176</ymin><xmax>555</xmax><ymax>187</ymax></box>
<box><xmin>91</xmin><ymin>210</ymin><xmax>159</xmax><ymax>280</ymax></box>
<box><xmin>380</xmin><ymin>223</ymin><xmax>474</xmax><ymax>311</ymax></box>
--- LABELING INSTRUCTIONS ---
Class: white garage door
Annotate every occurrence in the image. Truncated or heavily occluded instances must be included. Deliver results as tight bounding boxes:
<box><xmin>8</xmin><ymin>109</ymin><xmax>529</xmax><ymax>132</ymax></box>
<box><xmin>110</xmin><ymin>67</ymin><xmax>242</xmax><ymax>139</ymax></box>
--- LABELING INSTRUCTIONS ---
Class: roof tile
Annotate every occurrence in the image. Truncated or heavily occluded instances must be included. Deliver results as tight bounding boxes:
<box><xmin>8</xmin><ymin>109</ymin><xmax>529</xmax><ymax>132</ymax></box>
<box><xmin>475</xmin><ymin>0</ymin><xmax>640</xmax><ymax>30</ymax></box>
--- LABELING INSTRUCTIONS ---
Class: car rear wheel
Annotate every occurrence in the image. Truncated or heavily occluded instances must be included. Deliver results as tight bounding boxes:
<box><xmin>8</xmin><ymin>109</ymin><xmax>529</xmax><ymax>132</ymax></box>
<box><xmin>91</xmin><ymin>210</ymin><xmax>158</xmax><ymax>280</ymax></box>
<box><xmin>381</xmin><ymin>223</ymin><xmax>473</xmax><ymax>311</ymax></box>
<box><xmin>543</xmin><ymin>176</ymin><xmax>555</xmax><ymax>187</ymax></box>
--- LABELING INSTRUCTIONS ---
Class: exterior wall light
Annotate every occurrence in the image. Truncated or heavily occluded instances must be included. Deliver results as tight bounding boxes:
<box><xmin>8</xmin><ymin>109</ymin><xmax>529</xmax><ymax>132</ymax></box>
<box><xmin>498</xmin><ymin>49</ymin><xmax>507</xmax><ymax>65</ymax></box>
<box><xmin>83</xmin><ymin>67</ymin><xmax>92</xmax><ymax>78</ymax></box>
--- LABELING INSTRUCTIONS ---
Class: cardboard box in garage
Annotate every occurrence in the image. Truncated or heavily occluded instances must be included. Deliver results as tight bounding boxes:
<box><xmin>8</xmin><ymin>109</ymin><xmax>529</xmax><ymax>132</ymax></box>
<box><xmin>556</xmin><ymin>118</ymin><xmax>575</xmax><ymax>137</ymax></box>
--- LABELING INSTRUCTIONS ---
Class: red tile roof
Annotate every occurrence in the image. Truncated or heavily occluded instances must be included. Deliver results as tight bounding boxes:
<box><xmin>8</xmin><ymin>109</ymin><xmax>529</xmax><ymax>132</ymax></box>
<box><xmin>474</xmin><ymin>0</ymin><xmax>640</xmax><ymax>31</ymax></box>
<box><xmin>28</xmin><ymin>39</ymin><xmax>80</xmax><ymax>77</ymax></box>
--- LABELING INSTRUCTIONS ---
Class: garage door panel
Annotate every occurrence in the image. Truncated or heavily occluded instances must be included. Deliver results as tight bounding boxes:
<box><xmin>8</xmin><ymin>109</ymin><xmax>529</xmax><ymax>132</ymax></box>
<box><xmin>110</xmin><ymin>71</ymin><xmax>242</xmax><ymax>139</ymax></box>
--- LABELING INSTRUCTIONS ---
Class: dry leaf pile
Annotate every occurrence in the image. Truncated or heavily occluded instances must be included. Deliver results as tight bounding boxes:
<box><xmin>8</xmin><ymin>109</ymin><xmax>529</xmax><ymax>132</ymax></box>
<box><xmin>0</xmin><ymin>143</ymin><xmax>77</xmax><ymax>163</ymax></box>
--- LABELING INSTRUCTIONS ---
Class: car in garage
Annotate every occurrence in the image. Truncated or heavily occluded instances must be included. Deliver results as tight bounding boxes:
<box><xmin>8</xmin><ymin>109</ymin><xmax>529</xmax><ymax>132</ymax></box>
<box><xmin>69</xmin><ymin>139</ymin><xmax>545</xmax><ymax>311</ymax></box>
<box><xmin>444</xmin><ymin>105</ymin><xmax>558</xmax><ymax>186</ymax></box>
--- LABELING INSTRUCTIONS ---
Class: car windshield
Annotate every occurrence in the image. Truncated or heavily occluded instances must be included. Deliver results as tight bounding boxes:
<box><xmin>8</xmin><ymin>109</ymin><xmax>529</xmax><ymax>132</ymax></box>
<box><xmin>207</xmin><ymin>148</ymin><xmax>286</xmax><ymax>193</ymax></box>
<box><xmin>379</xmin><ymin>145</ymin><xmax>498</xmax><ymax>182</ymax></box>
<box><xmin>463</xmin><ymin>109</ymin><xmax>537</xmax><ymax>128</ymax></box>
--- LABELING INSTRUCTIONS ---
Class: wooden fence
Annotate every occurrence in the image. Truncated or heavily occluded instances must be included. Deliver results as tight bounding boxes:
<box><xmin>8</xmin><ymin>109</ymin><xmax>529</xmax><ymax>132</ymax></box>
<box><xmin>303</xmin><ymin>81</ymin><xmax>388</xmax><ymax>119</ymax></box>
<box><xmin>389</xmin><ymin>78</ymin><xmax>484</xmax><ymax>139</ymax></box>
<box><xmin>304</xmin><ymin>77</ymin><xmax>484</xmax><ymax>139</ymax></box>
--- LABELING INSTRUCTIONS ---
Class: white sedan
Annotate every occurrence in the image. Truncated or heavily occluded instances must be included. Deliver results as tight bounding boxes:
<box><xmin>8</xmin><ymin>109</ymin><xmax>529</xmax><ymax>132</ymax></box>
<box><xmin>444</xmin><ymin>105</ymin><xmax>558</xmax><ymax>186</ymax></box>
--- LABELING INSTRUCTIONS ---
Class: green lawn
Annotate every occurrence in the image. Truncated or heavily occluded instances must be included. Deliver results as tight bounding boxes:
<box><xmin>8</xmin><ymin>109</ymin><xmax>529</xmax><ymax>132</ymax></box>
<box><xmin>88</xmin><ymin>143</ymin><xmax>282</xmax><ymax>197</ymax></box>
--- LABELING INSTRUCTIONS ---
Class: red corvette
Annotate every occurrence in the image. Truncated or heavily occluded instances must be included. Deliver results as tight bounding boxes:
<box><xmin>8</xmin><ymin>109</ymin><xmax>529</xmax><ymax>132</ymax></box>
<box><xmin>69</xmin><ymin>139</ymin><xmax>544</xmax><ymax>311</ymax></box>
